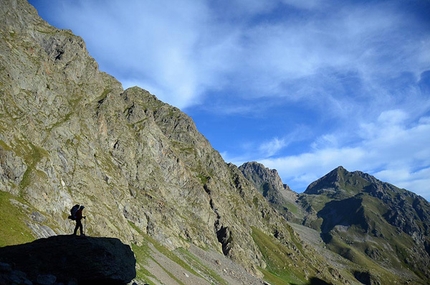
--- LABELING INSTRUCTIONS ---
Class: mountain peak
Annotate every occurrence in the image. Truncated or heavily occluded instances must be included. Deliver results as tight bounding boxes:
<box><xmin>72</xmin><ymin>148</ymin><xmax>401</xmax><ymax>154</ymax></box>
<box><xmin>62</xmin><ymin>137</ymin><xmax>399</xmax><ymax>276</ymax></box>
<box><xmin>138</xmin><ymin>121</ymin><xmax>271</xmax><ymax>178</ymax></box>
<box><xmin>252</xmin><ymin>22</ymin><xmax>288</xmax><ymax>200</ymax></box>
<box><xmin>305</xmin><ymin>166</ymin><xmax>347</xmax><ymax>194</ymax></box>
<box><xmin>304</xmin><ymin>166</ymin><xmax>381</xmax><ymax>197</ymax></box>
<box><xmin>239</xmin><ymin>162</ymin><xmax>303</xmax><ymax>222</ymax></box>
<box><xmin>239</xmin><ymin>161</ymin><xmax>290</xmax><ymax>192</ymax></box>
<box><xmin>299</xmin><ymin>166</ymin><xmax>430</xmax><ymax>281</ymax></box>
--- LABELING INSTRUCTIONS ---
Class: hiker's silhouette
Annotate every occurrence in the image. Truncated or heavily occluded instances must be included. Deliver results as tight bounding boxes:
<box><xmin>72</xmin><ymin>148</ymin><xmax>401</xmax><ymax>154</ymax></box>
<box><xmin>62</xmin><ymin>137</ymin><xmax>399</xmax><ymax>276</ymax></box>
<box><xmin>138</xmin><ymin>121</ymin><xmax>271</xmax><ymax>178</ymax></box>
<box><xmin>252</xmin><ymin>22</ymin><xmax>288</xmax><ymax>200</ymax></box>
<box><xmin>73</xmin><ymin>205</ymin><xmax>85</xmax><ymax>236</ymax></box>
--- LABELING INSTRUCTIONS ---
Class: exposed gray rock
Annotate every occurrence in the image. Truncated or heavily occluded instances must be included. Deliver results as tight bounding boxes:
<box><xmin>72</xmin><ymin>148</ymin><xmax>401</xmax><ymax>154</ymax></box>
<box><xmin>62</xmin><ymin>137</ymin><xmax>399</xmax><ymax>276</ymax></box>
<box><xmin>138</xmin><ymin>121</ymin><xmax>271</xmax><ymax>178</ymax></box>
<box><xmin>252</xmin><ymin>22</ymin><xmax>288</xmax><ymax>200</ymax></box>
<box><xmin>239</xmin><ymin>161</ymin><xmax>302</xmax><ymax>222</ymax></box>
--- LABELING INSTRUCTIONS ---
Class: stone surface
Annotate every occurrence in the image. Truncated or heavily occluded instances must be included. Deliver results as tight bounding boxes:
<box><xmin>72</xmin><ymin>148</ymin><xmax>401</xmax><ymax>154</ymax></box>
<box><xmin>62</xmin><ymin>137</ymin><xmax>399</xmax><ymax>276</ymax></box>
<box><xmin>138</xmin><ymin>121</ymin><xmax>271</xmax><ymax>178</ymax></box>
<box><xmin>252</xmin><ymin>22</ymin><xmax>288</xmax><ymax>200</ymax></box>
<box><xmin>0</xmin><ymin>235</ymin><xmax>136</xmax><ymax>284</ymax></box>
<box><xmin>0</xmin><ymin>0</ymin><xmax>301</xmax><ymax>276</ymax></box>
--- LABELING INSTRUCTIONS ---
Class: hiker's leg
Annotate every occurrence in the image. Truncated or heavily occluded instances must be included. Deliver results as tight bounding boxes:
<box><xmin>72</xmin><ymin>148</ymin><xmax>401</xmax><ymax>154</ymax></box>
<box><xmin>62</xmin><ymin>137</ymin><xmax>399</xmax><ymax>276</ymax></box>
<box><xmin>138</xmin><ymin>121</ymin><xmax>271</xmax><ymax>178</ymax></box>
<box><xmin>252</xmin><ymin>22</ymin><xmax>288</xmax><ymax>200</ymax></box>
<box><xmin>75</xmin><ymin>220</ymin><xmax>82</xmax><ymax>235</ymax></box>
<box><xmin>76</xmin><ymin>220</ymin><xmax>83</xmax><ymax>235</ymax></box>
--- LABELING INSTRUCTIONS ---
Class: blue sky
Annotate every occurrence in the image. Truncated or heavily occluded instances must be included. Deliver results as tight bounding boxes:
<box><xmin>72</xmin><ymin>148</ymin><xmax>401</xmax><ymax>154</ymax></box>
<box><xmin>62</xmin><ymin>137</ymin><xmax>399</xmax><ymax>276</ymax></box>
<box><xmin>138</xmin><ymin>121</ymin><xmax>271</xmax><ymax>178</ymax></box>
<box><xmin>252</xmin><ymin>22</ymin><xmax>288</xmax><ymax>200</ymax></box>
<box><xmin>29</xmin><ymin>0</ymin><xmax>430</xmax><ymax>200</ymax></box>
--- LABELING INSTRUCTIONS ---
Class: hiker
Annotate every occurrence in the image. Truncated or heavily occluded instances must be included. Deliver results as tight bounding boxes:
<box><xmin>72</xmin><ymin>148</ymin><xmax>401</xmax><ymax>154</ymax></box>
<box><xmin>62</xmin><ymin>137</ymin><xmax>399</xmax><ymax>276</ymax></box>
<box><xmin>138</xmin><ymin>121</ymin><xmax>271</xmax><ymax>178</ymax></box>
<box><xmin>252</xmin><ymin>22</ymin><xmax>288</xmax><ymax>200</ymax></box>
<box><xmin>73</xmin><ymin>205</ymin><xmax>86</xmax><ymax>236</ymax></box>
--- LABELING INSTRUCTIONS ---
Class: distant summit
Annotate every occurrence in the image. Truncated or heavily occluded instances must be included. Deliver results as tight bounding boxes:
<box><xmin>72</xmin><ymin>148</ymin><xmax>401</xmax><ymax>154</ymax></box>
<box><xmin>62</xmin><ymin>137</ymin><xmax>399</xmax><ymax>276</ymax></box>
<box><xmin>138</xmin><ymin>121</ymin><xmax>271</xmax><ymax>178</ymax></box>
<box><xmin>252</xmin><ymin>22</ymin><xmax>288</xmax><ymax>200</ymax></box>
<box><xmin>306</xmin><ymin>166</ymin><xmax>389</xmax><ymax>196</ymax></box>
<box><xmin>239</xmin><ymin>161</ymin><xmax>292</xmax><ymax>198</ymax></box>
<box><xmin>239</xmin><ymin>162</ymin><xmax>303</xmax><ymax>222</ymax></box>
<box><xmin>299</xmin><ymin>166</ymin><xmax>430</xmax><ymax>282</ymax></box>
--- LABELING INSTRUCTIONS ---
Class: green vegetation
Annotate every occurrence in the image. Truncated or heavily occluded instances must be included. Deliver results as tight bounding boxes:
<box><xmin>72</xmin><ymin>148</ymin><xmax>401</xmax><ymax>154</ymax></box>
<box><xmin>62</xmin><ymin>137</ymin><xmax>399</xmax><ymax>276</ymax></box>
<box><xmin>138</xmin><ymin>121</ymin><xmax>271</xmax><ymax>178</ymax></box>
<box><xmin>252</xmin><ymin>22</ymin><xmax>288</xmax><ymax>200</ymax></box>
<box><xmin>146</xmin><ymin>235</ymin><xmax>197</xmax><ymax>276</ymax></box>
<box><xmin>284</xmin><ymin>201</ymin><xmax>300</xmax><ymax>215</ymax></box>
<box><xmin>131</xmin><ymin>242</ymin><xmax>158</xmax><ymax>283</ymax></box>
<box><xmin>197</xmin><ymin>173</ymin><xmax>210</xmax><ymax>185</ymax></box>
<box><xmin>175</xmin><ymin>248</ymin><xmax>228</xmax><ymax>285</ymax></box>
<box><xmin>12</xmin><ymin>141</ymin><xmax>48</xmax><ymax>190</ymax></box>
<box><xmin>314</xmin><ymin>193</ymin><xmax>422</xmax><ymax>283</ymax></box>
<box><xmin>0</xmin><ymin>191</ymin><xmax>34</xmax><ymax>247</ymax></box>
<box><xmin>300</xmin><ymin>194</ymin><xmax>331</xmax><ymax>213</ymax></box>
<box><xmin>0</xmin><ymin>140</ymin><xmax>12</xmax><ymax>151</ymax></box>
<box><xmin>251</xmin><ymin>227</ymin><xmax>306</xmax><ymax>285</ymax></box>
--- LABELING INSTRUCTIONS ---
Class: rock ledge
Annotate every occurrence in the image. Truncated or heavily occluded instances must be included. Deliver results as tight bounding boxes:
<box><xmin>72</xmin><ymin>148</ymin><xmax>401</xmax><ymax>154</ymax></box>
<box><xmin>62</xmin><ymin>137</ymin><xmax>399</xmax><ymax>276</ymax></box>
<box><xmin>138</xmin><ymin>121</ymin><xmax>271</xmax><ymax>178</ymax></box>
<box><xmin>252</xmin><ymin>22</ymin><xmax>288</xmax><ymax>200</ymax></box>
<box><xmin>0</xmin><ymin>235</ymin><xmax>136</xmax><ymax>285</ymax></box>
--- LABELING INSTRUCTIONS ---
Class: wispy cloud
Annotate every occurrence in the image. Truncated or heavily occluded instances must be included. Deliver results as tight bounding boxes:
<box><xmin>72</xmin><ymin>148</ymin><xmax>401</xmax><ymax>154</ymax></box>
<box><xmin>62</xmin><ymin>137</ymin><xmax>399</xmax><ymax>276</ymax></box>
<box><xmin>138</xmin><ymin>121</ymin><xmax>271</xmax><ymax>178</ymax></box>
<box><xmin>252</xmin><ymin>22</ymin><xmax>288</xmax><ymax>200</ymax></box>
<box><xmin>36</xmin><ymin>0</ymin><xmax>429</xmax><ymax>110</ymax></box>
<box><xmin>258</xmin><ymin>138</ymin><xmax>287</xmax><ymax>157</ymax></box>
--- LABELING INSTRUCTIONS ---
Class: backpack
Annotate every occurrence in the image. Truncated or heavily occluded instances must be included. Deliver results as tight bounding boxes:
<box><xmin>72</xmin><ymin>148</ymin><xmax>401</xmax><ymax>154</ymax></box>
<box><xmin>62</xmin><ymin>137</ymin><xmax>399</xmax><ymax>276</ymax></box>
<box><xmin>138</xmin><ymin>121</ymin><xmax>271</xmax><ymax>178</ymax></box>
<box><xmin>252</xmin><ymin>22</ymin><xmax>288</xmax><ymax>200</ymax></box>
<box><xmin>68</xmin><ymin>204</ymin><xmax>80</xmax><ymax>220</ymax></box>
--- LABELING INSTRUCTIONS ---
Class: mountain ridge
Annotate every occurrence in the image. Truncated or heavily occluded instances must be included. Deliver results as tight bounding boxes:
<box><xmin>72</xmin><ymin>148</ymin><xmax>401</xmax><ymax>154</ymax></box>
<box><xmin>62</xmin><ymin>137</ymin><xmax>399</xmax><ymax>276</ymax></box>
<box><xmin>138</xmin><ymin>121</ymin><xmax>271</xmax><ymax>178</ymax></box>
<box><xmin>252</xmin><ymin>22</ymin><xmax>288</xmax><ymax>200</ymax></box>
<box><xmin>299</xmin><ymin>166</ymin><xmax>430</xmax><ymax>282</ymax></box>
<box><xmin>240</xmin><ymin>163</ymin><xmax>430</xmax><ymax>283</ymax></box>
<box><xmin>239</xmin><ymin>161</ymin><xmax>303</xmax><ymax>223</ymax></box>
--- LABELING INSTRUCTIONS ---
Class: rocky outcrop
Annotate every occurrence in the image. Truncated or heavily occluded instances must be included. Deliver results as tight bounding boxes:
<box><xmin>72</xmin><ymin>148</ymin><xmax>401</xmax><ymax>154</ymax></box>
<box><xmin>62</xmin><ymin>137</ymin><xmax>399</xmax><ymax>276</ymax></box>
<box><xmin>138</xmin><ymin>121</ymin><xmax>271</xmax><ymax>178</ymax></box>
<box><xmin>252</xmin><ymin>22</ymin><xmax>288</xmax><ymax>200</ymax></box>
<box><xmin>239</xmin><ymin>162</ymin><xmax>290</xmax><ymax>194</ymax></box>
<box><xmin>0</xmin><ymin>235</ymin><xmax>136</xmax><ymax>284</ymax></box>
<box><xmin>239</xmin><ymin>162</ymin><xmax>302</xmax><ymax>221</ymax></box>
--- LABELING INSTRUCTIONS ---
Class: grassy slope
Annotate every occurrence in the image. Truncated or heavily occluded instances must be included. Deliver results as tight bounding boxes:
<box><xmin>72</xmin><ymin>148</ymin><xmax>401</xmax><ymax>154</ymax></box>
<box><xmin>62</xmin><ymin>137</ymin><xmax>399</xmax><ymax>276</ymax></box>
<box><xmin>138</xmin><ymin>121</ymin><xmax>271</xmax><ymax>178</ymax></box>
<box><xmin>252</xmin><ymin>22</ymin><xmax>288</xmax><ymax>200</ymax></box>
<box><xmin>0</xmin><ymin>191</ymin><xmax>35</xmax><ymax>247</ymax></box>
<box><xmin>251</xmin><ymin>226</ymin><xmax>308</xmax><ymax>285</ymax></box>
<box><xmin>130</xmin><ymin>222</ymin><xmax>230</xmax><ymax>285</ymax></box>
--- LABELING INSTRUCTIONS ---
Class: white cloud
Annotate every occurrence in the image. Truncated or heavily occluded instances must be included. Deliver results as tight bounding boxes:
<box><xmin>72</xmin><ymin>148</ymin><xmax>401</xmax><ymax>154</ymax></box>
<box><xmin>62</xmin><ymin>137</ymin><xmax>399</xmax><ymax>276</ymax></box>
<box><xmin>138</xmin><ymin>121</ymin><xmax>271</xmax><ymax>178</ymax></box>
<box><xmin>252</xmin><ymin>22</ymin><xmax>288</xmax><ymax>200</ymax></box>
<box><xmin>374</xmin><ymin>167</ymin><xmax>430</xmax><ymax>199</ymax></box>
<box><xmin>47</xmin><ymin>0</ymin><xmax>215</xmax><ymax>109</ymax></box>
<box><xmin>258</xmin><ymin>137</ymin><xmax>287</xmax><ymax>157</ymax></box>
<box><xmin>38</xmin><ymin>0</ymin><xmax>430</xmax><ymax>112</ymax></box>
<box><xmin>311</xmin><ymin>134</ymin><xmax>339</xmax><ymax>150</ymax></box>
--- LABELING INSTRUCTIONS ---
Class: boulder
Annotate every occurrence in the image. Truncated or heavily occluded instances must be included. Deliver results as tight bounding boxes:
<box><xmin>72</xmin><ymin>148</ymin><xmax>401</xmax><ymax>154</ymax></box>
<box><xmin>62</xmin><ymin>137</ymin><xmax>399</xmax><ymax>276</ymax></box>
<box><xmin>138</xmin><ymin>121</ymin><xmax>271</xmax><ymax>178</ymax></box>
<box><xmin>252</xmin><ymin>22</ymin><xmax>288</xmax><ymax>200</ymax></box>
<box><xmin>0</xmin><ymin>235</ymin><xmax>136</xmax><ymax>284</ymax></box>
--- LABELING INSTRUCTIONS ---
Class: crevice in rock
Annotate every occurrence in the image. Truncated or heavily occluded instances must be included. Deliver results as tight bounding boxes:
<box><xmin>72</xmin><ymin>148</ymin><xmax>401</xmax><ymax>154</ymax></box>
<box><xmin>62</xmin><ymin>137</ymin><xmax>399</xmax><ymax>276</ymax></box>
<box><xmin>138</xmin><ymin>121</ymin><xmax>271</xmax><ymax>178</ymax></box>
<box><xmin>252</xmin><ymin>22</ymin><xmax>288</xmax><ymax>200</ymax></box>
<box><xmin>125</xmin><ymin>103</ymin><xmax>135</xmax><ymax>120</ymax></box>
<box><xmin>113</xmin><ymin>140</ymin><xmax>119</xmax><ymax>150</ymax></box>
<box><xmin>54</xmin><ymin>48</ymin><xmax>64</xmax><ymax>60</ymax></box>
<box><xmin>215</xmin><ymin>221</ymin><xmax>233</xmax><ymax>256</ymax></box>
<box><xmin>204</xmin><ymin>184</ymin><xmax>232</xmax><ymax>256</ymax></box>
